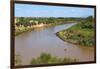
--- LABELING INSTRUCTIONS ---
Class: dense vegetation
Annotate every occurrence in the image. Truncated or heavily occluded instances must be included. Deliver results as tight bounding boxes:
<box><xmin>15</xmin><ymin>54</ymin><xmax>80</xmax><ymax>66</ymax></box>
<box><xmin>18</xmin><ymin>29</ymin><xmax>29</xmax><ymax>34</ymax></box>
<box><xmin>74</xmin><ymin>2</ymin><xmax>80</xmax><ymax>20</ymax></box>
<box><xmin>15</xmin><ymin>17</ymin><xmax>83</xmax><ymax>35</ymax></box>
<box><xmin>56</xmin><ymin>16</ymin><xmax>95</xmax><ymax>46</ymax></box>
<box><xmin>30</xmin><ymin>53</ymin><xmax>77</xmax><ymax>65</ymax></box>
<box><xmin>15</xmin><ymin>53</ymin><xmax>78</xmax><ymax>65</ymax></box>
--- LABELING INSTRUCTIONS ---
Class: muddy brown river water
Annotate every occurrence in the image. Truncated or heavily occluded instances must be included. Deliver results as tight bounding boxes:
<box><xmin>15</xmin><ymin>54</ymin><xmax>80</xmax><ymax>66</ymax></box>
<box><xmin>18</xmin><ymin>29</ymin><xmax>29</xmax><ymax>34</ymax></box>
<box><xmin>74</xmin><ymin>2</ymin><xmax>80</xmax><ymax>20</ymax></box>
<box><xmin>15</xmin><ymin>23</ymin><xmax>94</xmax><ymax>65</ymax></box>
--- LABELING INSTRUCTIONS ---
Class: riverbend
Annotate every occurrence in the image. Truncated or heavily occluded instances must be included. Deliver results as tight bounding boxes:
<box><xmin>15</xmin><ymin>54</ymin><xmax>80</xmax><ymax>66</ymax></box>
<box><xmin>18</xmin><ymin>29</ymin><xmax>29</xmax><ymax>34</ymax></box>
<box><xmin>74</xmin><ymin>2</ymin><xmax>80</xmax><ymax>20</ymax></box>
<box><xmin>15</xmin><ymin>23</ymin><xmax>94</xmax><ymax>65</ymax></box>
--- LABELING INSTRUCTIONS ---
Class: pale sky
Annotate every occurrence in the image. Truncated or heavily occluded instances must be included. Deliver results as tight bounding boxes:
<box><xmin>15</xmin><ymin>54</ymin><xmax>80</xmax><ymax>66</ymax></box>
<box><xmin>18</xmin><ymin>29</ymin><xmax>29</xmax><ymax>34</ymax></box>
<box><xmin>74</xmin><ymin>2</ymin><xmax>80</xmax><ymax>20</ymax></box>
<box><xmin>15</xmin><ymin>4</ymin><xmax>94</xmax><ymax>17</ymax></box>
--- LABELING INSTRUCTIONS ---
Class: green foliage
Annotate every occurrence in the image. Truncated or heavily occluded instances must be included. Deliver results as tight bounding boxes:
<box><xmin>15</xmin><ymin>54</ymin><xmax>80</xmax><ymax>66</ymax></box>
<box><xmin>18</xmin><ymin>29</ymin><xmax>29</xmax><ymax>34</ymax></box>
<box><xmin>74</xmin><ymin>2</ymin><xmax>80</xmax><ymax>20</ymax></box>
<box><xmin>57</xmin><ymin>16</ymin><xmax>95</xmax><ymax>46</ymax></box>
<box><xmin>15</xmin><ymin>17</ymin><xmax>83</xmax><ymax>36</ymax></box>
<box><xmin>30</xmin><ymin>53</ymin><xmax>77</xmax><ymax>65</ymax></box>
<box><xmin>15</xmin><ymin>17</ymin><xmax>83</xmax><ymax>27</ymax></box>
<box><xmin>38</xmin><ymin>53</ymin><xmax>51</xmax><ymax>63</ymax></box>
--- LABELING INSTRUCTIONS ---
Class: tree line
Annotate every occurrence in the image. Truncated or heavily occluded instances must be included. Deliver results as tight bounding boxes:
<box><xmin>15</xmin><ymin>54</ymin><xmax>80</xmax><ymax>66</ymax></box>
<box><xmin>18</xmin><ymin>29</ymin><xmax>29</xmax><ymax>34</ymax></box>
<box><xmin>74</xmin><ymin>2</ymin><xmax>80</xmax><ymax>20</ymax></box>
<box><xmin>15</xmin><ymin>17</ymin><xmax>84</xmax><ymax>27</ymax></box>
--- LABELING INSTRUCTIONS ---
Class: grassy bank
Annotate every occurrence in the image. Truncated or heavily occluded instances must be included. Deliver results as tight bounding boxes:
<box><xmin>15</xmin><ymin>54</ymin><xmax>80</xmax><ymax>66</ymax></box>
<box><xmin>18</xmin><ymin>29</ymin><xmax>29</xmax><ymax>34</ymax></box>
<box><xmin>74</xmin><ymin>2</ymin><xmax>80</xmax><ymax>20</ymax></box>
<box><xmin>56</xmin><ymin>16</ymin><xmax>95</xmax><ymax>46</ymax></box>
<box><xmin>15</xmin><ymin>53</ymin><xmax>78</xmax><ymax>65</ymax></box>
<box><xmin>30</xmin><ymin>53</ymin><xmax>77</xmax><ymax>65</ymax></box>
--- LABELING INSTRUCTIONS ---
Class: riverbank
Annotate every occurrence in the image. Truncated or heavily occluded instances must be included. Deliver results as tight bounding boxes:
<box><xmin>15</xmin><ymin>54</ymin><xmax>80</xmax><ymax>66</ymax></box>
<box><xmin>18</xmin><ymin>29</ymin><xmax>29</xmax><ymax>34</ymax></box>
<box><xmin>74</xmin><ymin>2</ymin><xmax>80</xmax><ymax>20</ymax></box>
<box><xmin>15</xmin><ymin>23</ymin><xmax>48</xmax><ymax>36</ymax></box>
<box><xmin>15</xmin><ymin>53</ymin><xmax>78</xmax><ymax>65</ymax></box>
<box><xmin>15</xmin><ymin>22</ymin><xmax>76</xmax><ymax>36</ymax></box>
<box><xmin>56</xmin><ymin>17</ymin><xmax>95</xmax><ymax>46</ymax></box>
<box><xmin>15</xmin><ymin>26</ymin><xmax>34</xmax><ymax>36</ymax></box>
<box><xmin>15</xmin><ymin>22</ymin><xmax>95</xmax><ymax>65</ymax></box>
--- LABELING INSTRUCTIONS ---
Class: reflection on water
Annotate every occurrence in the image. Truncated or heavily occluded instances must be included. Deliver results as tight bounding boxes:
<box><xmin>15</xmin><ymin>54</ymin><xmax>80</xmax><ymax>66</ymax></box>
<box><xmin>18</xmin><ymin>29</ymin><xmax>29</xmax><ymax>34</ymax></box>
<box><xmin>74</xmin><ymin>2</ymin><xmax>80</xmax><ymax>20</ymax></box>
<box><xmin>15</xmin><ymin>23</ymin><xmax>94</xmax><ymax>65</ymax></box>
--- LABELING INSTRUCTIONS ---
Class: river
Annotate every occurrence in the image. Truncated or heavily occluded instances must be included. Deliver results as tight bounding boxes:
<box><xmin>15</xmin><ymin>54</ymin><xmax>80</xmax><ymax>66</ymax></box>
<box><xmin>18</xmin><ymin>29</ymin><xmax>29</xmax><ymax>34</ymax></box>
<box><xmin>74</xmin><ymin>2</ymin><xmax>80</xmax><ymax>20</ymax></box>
<box><xmin>15</xmin><ymin>23</ymin><xmax>94</xmax><ymax>65</ymax></box>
